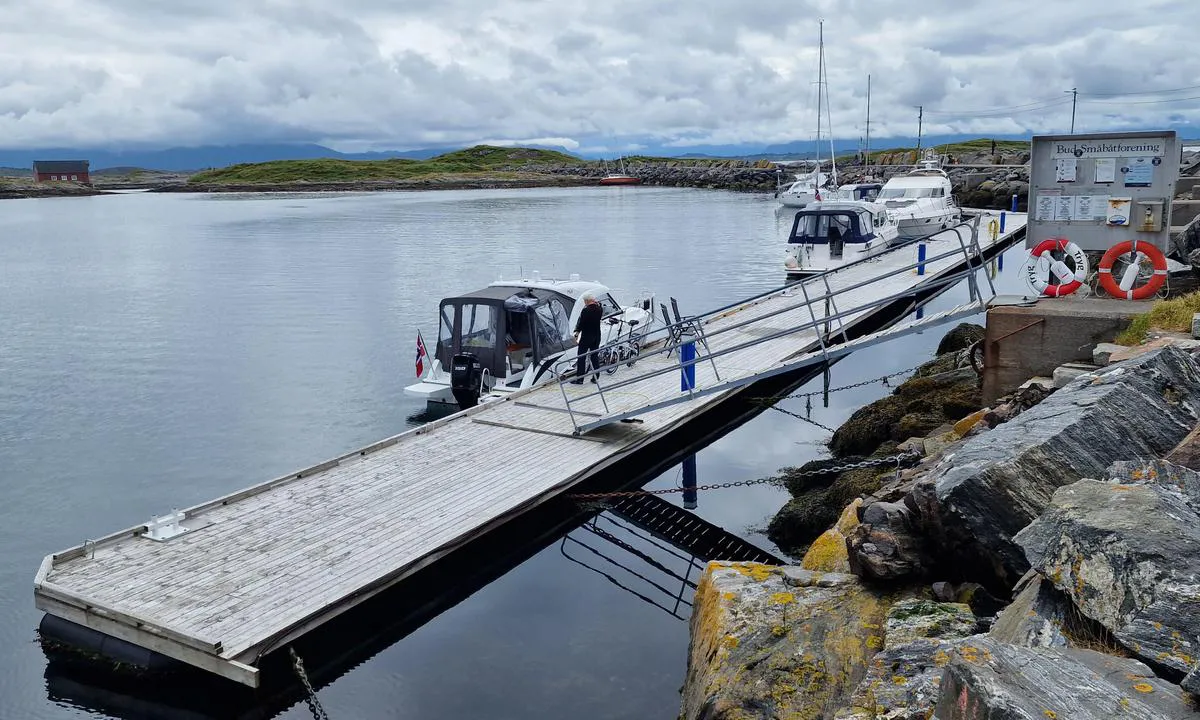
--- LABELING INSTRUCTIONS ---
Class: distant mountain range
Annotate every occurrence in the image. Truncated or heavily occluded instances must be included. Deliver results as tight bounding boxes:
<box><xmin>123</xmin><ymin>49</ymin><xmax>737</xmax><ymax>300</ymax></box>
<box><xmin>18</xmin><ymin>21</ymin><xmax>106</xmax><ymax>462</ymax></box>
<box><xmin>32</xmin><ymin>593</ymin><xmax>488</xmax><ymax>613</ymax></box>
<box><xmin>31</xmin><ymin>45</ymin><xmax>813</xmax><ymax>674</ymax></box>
<box><xmin>0</xmin><ymin>130</ymin><xmax>1194</xmax><ymax>171</ymax></box>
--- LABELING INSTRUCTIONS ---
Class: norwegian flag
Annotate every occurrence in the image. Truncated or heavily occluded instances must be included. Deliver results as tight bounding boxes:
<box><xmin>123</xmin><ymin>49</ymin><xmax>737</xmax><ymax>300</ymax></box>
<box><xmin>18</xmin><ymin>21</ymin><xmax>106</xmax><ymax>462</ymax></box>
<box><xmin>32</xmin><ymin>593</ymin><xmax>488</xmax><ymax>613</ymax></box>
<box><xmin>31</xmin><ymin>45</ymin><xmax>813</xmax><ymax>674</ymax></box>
<box><xmin>415</xmin><ymin>330</ymin><xmax>429</xmax><ymax>378</ymax></box>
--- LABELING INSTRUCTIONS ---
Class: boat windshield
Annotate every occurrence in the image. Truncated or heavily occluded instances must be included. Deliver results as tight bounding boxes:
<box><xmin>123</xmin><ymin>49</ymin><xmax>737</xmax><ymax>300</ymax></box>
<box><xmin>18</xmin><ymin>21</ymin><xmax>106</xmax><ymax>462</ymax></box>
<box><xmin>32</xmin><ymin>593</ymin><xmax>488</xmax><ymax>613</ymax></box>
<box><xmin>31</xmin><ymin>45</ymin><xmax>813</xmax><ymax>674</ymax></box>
<box><xmin>598</xmin><ymin>293</ymin><xmax>622</xmax><ymax>318</ymax></box>
<box><xmin>878</xmin><ymin>187</ymin><xmax>944</xmax><ymax>199</ymax></box>
<box><xmin>790</xmin><ymin>211</ymin><xmax>866</xmax><ymax>244</ymax></box>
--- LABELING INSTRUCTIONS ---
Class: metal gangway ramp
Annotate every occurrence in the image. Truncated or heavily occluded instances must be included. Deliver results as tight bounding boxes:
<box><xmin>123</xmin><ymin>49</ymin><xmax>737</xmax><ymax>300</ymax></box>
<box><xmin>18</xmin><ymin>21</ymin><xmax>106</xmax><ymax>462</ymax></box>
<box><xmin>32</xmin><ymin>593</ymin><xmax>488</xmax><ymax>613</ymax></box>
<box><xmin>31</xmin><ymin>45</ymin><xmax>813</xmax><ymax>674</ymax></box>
<box><xmin>548</xmin><ymin>215</ymin><xmax>996</xmax><ymax>434</ymax></box>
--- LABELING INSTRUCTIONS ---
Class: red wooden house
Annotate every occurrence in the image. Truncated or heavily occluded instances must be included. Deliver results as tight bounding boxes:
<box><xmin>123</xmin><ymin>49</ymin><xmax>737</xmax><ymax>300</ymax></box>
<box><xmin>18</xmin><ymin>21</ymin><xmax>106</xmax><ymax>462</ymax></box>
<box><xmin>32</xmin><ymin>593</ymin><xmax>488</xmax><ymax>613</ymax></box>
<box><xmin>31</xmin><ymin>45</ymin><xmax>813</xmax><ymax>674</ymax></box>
<box><xmin>32</xmin><ymin>160</ymin><xmax>91</xmax><ymax>184</ymax></box>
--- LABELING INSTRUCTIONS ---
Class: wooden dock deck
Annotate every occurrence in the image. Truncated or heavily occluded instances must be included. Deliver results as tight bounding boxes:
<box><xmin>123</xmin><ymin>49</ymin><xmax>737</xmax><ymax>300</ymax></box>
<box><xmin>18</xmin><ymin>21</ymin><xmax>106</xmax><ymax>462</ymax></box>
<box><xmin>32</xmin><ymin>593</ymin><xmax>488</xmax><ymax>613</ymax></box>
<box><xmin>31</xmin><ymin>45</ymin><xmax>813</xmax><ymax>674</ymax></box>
<box><xmin>34</xmin><ymin>213</ymin><xmax>1028</xmax><ymax>686</ymax></box>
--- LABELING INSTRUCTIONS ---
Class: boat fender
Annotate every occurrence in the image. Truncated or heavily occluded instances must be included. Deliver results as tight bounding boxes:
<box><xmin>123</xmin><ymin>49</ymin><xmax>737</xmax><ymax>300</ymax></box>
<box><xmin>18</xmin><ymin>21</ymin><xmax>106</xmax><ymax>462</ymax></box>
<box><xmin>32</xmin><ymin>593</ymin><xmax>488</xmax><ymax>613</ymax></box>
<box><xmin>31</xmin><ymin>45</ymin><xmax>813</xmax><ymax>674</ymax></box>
<box><xmin>1023</xmin><ymin>237</ymin><xmax>1088</xmax><ymax>297</ymax></box>
<box><xmin>1097</xmin><ymin>240</ymin><xmax>1168</xmax><ymax>300</ymax></box>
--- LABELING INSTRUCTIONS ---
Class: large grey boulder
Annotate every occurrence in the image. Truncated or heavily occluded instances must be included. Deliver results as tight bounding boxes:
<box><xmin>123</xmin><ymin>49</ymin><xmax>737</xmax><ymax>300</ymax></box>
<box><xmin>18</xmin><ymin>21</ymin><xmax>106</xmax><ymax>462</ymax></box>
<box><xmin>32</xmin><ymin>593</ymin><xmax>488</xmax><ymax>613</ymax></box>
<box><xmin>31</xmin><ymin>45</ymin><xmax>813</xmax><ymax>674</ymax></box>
<box><xmin>933</xmin><ymin>638</ymin><xmax>1192</xmax><ymax>719</ymax></box>
<box><xmin>911</xmin><ymin>346</ymin><xmax>1200</xmax><ymax>589</ymax></box>
<box><xmin>1015</xmin><ymin>472</ymin><xmax>1200</xmax><ymax>679</ymax></box>
<box><xmin>988</xmin><ymin>571</ymin><xmax>1072</xmax><ymax>649</ymax></box>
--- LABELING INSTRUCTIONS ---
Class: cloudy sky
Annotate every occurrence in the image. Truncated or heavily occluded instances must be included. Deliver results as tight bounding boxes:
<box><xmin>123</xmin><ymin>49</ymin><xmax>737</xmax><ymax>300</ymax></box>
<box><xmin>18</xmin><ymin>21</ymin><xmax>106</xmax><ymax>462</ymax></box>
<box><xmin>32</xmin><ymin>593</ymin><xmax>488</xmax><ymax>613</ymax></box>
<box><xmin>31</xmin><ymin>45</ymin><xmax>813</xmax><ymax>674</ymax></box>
<box><xmin>2</xmin><ymin>0</ymin><xmax>1197</xmax><ymax>152</ymax></box>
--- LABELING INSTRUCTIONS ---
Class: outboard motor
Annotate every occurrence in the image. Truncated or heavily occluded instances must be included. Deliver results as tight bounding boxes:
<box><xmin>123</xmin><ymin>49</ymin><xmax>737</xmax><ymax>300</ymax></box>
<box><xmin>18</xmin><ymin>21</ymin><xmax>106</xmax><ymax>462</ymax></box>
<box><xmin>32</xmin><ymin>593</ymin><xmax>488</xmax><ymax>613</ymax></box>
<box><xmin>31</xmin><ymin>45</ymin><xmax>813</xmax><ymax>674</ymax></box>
<box><xmin>450</xmin><ymin>352</ymin><xmax>483</xmax><ymax>409</ymax></box>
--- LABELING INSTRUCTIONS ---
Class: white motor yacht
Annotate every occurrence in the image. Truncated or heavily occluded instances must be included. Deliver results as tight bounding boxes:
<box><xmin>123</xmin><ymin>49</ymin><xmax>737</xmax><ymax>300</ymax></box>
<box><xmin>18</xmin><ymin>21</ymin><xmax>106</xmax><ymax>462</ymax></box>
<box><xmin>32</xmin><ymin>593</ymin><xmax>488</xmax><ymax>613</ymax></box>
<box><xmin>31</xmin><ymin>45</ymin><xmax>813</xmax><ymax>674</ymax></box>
<box><xmin>404</xmin><ymin>275</ymin><xmax>659</xmax><ymax>410</ymax></box>
<box><xmin>878</xmin><ymin>154</ymin><xmax>961</xmax><ymax>239</ymax></box>
<box><xmin>783</xmin><ymin>200</ymin><xmax>901</xmax><ymax>277</ymax></box>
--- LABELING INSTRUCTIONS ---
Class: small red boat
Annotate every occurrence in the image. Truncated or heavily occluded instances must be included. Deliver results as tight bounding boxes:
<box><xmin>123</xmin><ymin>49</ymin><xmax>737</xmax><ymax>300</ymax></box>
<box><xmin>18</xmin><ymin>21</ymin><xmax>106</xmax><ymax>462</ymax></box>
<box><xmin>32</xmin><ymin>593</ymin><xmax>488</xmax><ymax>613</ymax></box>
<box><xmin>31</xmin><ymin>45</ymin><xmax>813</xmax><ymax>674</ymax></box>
<box><xmin>599</xmin><ymin>157</ymin><xmax>640</xmax><ymax>186</ymax></box>
<box><xmin>599</xmin><ymin>174</ymin><xmax>641</xmax><ymax>186</ymax></box>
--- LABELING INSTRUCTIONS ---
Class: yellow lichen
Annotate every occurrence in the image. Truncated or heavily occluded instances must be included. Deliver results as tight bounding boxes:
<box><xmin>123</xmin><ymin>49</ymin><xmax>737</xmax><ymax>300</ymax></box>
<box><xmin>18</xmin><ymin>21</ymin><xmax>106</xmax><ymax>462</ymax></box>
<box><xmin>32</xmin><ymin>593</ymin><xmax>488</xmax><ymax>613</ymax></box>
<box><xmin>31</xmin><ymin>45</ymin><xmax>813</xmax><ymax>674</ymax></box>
<box><xmin>723</xmin><ymin>635</ymin><xmax>740</xmax><ymax>649</ymax></box>
<box><xmin>953</xmin><ymin>409</ymin><xmax>988</xmax><ymax>437</ymax></box>
<box><xmin>932</xmin><ymin>650</ymin><xmax>951</xmax><ymax>666</ymax></box>
<box><xmin>866</xmin><ymin>635</ymin><xmax>883</xmax><ymax>650</ymax></box>
<box><xmin>1132</xmin><ymin>682</ymin><xmax>1154</xmax><ymax>693</ymax></box>
<box><xmin>731</xmin><ymin>562</ymin><xmax>775</xmax><ymax>582</ymax></box>
<box><xmin>772</xmin><ymin>625</ymin><xmax>788</xmax><ymax>637</ymax></box>
<box><xmin>801</xmin><ymin>529</ymin><xmax>850</xmax><ymax>572</ymax></box>
<box><xmin>892</xmin><ymin>675</ymin><xmax>908</xmax><ymax>685</ymax></box>
<box><xmin>960</xmin><ymin>646</ymin><xmax>980</xmax><ymax>663</ymax></box>
<box><xmin>1044</xmin><ymin>711</ymin><xmax>1057</xmax><ymax>719</ymax></box>
<box><xmin>1119</xmin><ymin>698</ymin><xmax>1131</xmax><ymax>709</ymax></box>
<box><xmin>771</xmin><ymin>592</ymin><xmax>796</xmax><ymax>606</ymax></box>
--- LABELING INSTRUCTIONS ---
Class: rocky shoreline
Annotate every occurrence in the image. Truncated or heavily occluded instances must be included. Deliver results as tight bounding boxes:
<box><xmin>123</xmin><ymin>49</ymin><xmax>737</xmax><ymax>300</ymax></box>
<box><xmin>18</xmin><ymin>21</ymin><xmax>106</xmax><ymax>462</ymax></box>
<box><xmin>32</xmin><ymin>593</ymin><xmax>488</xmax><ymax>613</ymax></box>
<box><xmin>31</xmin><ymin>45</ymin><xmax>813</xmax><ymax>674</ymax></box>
<box><xmin>680</xmin><ymin>316</ymin><xmax>1200</xmax><ymax>718</ymax></box>
<box><xmin>0</xmin><ymin>156</ymin><xmax>1030</xmax><ymax>209</ymax></box>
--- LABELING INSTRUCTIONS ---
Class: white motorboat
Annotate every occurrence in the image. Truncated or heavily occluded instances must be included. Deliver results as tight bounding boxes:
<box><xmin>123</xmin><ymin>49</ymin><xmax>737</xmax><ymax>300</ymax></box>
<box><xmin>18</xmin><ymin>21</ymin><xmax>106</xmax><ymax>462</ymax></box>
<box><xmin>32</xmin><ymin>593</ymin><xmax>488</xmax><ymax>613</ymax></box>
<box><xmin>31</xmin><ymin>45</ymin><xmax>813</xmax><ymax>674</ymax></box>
<box><xmin>404</xmin><ymin>274</ymin><xmax>659</xmax><ymax>410</ymax></box>
<box><xmin>777</xmin><ymin>166</ymin><xmax>832</xmax><ymax>208</ymax></box>
<box><xmin>783</xmin><ymin>199</ymin><xmax>901</xmax><ymax>277</ymax></box>
<box><xmin>878</xmin><ymin>152</ymin><xmax>961</xmax><ymax>239</ymax></box>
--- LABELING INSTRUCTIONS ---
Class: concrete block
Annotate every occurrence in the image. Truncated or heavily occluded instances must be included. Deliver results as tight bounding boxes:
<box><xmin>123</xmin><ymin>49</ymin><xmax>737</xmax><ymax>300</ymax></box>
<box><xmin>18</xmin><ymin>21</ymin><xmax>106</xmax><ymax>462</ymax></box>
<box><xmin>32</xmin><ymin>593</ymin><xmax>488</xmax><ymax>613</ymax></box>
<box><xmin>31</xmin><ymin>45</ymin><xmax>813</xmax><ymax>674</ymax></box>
<box><xmin>1019</xmin><ymin>376</ymin><xmax>1055</xmax><ymax>390</ymax></box>
<box><xmin>1093</xmin><ymin>343</ymin><xmax>1125</xmax><ymax>366</ymax></box>
<box><xmin>1052</xmin><ymin>362</ymin><xmax>1101</xmax><ymax>388</ymax></box>
<box><xmin>1192</xmin><ymin>313</ymin><xmax>1200</xmax><ymax>339</ymax></box>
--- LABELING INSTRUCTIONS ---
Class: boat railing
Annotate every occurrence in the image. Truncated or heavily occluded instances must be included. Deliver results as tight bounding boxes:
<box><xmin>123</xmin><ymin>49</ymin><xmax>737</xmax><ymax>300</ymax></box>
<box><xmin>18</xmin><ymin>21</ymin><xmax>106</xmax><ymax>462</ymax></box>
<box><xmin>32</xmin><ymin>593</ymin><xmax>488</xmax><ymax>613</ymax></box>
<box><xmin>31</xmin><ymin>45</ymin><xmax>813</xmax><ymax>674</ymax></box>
<box><xmin>552</xmin><ymin>215</ymin><xmax>994</xmax><ymax>433</ymax></box>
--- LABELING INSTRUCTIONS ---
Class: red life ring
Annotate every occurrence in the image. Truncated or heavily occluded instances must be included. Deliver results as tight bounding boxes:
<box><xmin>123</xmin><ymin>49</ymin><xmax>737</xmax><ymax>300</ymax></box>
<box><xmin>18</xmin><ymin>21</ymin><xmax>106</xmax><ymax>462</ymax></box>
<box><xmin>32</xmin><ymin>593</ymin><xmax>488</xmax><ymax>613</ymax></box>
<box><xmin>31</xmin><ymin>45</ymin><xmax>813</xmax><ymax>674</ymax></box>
<box><xmin>1023</xmin><ymin>237</ymin><xmax>1088</xmax><ymax>297</ymax></box>
<box><xmin>1097</xmin><ymin>240</ymin><xmax>1168</xmax><ymax>300</ymax></box>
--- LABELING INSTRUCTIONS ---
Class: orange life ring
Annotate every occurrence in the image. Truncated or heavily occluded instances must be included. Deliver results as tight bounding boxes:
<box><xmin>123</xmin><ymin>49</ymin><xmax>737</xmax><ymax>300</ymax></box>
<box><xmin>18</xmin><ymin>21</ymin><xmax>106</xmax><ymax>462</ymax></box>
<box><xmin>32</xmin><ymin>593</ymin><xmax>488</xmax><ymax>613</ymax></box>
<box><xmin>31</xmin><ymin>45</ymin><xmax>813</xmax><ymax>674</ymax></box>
<box><xmin>1097</xmin><ymin>240</ymin><xmax>1168</xmax><ymax>300</ymax></box>
<box><xmin>1023</xmin><ymin>237</ymin><xmax>1088</xmax><ymax>297</ymax></box>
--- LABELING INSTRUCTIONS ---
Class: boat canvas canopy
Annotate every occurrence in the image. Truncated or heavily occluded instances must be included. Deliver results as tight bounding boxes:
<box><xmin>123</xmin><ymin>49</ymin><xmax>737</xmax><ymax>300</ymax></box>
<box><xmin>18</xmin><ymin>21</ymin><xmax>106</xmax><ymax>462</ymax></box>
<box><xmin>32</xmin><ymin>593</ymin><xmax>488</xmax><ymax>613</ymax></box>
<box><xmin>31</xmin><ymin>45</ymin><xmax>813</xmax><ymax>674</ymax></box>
<box><xmin>788</xmin><ymin>208</ymin><xmax>875</xmax><ymax>245</ymax></box>
<box><xmin>435</xmin><ymin>286</ymin><xmax>575</xmax><ymax>378</ymax></box>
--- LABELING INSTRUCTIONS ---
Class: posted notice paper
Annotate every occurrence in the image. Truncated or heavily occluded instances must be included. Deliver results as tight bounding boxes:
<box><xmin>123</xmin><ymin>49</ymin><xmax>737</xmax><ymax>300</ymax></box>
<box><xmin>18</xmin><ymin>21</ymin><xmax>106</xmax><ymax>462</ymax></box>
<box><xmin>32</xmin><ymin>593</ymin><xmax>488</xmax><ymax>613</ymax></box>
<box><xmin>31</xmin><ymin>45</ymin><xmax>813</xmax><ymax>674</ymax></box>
<box><xmin>1055</xmin><ymin>158</ymin><xmax>1077</xmax><ymax>182</ymax></box>
<box><xmin>1034</xmin><ymin>192</ymin><xmax>1057</xmax><ymax>221</ymax></box>
<box><xmin>1094</xmin><ymin>158</ymin><xmax>1116</xmax><ymax>183</ymax></box>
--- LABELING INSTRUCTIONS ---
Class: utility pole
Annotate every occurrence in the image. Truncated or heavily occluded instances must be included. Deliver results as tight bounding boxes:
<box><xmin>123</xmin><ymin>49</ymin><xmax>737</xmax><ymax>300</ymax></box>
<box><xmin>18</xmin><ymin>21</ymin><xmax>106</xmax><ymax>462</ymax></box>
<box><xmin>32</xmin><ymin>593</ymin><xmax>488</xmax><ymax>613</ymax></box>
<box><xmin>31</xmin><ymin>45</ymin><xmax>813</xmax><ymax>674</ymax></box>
<box><xmin>916</xmin><ymin>105</ymin><xmax>923</xmax><ymax>154</ymax></box>
<box><xmin>1067</xmin><ymin>87</ymin><xmax>1078</xmax><ymax>133</ymax></box>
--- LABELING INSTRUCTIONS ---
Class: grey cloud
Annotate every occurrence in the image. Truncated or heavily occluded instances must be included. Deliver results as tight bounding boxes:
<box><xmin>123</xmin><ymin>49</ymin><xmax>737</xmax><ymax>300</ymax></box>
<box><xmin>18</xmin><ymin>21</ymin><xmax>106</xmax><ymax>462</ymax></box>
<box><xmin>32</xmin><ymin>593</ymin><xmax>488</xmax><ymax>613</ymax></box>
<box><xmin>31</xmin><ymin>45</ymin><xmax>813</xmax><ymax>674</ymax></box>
<box><xmin>0</xmin><ymin>0</ymin><xmax>1197</xmax><ymax>150</ymax></box>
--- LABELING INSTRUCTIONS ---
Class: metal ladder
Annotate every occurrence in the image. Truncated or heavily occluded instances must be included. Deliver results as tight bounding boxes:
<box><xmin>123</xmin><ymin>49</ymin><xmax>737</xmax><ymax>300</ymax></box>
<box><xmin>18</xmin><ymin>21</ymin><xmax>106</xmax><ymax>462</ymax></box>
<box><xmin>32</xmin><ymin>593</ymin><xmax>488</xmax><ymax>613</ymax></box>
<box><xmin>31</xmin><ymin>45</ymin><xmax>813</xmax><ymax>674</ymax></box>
<box><xmin>553</xmin><ymin>215</ymin><xmax>997</xmax><ymax>434</ymax></box>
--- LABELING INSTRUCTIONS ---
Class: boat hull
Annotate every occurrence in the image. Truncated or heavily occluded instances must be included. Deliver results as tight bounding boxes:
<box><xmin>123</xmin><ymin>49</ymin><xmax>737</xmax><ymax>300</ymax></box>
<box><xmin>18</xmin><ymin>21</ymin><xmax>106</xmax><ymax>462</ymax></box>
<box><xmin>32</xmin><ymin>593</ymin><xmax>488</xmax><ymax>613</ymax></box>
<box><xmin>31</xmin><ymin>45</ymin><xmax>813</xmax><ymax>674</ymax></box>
<box><xmin>599</xmin><ymin>177</ymin><xmax>641</xmax><ymax>186</ymax></box>
<box><xmin>895</xmin><ymin>211</ymin><xmax>961</xmax><ymax>239</ymax></box>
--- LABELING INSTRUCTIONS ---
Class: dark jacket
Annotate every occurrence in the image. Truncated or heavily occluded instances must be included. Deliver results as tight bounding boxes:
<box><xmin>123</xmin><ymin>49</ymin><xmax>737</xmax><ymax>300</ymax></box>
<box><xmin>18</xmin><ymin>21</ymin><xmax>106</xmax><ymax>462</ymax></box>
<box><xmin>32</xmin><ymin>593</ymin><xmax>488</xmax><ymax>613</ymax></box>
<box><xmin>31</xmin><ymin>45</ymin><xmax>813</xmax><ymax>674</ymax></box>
<box><xmin>574</xmin><ymin>302</ymin><xmax>602</xmax><ymax>345</ymax></box>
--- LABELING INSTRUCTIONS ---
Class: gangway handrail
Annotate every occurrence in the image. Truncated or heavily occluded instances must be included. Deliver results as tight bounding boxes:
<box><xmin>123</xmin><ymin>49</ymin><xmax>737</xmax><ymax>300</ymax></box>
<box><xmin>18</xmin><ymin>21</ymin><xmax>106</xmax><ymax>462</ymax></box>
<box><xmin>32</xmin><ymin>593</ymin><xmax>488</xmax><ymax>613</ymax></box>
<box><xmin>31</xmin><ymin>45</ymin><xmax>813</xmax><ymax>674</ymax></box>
<box><xmin>570</xmin><ymin>216</ymin><xmax>985</xmax><ymax>380</ymax></box>
<box><xmin>692</xmin><ymin>216</ymin><xmax>984</xmax><ymax>323</ymax></box>
<box><xmin>560</xmin><ymin>259</ymin><xmax>989</xmax><ymax>405</ymax></box>
<box><xmin>552</xmin><ymin>216</ymin><xmax>996</xmax><ymax>426</ymax></box>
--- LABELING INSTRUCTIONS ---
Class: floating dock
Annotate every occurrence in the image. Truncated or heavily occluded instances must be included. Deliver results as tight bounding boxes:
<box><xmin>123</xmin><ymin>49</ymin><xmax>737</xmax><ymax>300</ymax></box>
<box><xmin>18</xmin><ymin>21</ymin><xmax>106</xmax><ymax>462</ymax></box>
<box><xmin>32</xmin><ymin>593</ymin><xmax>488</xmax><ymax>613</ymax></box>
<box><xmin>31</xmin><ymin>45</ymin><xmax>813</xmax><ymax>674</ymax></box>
<box><xmin>34</xmin><ymin>212</ymin><xmax>1028</xmax><ymax>686</ymax></box>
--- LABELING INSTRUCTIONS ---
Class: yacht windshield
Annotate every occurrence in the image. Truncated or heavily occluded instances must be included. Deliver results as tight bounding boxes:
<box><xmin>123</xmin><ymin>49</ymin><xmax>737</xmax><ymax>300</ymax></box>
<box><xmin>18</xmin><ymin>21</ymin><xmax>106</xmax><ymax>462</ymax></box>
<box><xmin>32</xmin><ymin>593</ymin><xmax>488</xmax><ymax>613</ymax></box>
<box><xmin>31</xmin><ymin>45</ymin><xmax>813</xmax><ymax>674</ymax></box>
<box><xmin>879</xmin><ymin>187</ymin><xmax>942</xmax><ymax>199</ymax></box>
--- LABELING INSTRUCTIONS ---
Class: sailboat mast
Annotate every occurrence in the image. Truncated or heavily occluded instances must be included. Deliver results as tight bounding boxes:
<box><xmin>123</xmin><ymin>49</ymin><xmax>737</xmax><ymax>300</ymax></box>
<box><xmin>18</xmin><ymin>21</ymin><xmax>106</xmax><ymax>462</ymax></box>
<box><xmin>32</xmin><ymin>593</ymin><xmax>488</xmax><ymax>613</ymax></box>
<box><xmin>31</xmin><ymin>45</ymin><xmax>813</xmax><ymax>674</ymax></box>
<box><xmin>824</xmin><ymin>30</ymin><xmax>837</xmax><ymax>189</ymax></box>
<box><xmin>814</xmin><ymin>19</ymin><xmax>822</xmax><ymax>185</ymax></box>
<box><xmin>865</xmin><ymin>74</ymin><xmax>871</xmax><ymax>166</ymax></box>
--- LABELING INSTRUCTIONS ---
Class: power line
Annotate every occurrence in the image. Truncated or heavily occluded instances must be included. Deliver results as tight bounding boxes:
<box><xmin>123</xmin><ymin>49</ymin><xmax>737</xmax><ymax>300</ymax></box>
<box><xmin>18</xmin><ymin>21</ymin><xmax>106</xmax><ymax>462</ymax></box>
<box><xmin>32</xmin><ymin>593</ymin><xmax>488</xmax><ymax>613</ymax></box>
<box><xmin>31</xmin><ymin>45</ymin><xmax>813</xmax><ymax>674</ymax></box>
<box><xmin>1082</xmin><ymin>94</ymin><xmax>1200</xmax><ymax>106</ymax></box>
<box><xmin>1079</xmin><ymin>83</ymin><xmax>1200</xmax><ymax>98</ymax></box>
<box><xmin>921</xmin><ymin>96</ymin><xmax>1067</xmax><ymax>115</ymax></box>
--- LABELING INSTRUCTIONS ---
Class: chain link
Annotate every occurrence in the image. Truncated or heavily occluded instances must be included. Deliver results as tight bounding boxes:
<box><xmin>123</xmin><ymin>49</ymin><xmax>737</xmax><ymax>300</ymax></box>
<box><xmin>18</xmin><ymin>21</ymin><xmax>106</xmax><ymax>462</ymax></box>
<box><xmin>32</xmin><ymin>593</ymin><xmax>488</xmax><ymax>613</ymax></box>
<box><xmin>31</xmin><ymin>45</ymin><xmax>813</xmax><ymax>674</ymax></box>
<box><xmin>764</xmin><ymin>404</ymin><xmax>838</xmax><ymax>433</ymax></box>
<box><xmin>766</xmin><ymin>364</ymin><xmax>926</xmax><ymax>401</ymax></box>
<box><xmin>290</xmin><ymin>647</ymin><xmax>331</xmax><ymax>720</ymax></box>
<box><xmin>567</xmin><ymin>452</ymin><xmax>919</xmax><ymax>501</ymax></box>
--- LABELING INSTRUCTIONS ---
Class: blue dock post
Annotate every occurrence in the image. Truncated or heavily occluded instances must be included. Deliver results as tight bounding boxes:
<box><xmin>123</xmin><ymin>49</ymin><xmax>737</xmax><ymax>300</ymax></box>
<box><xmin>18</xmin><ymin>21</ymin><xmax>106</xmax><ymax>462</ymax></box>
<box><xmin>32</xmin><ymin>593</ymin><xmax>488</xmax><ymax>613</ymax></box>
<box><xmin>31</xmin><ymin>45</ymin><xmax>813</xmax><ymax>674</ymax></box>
<box><xmin>680</xmin><ymin>330</ymin><xmax>696</xmax><ymax>392</ymax></box>
<box><xmin>682</xmin><ymin>454</ymin><xmax>697</xmax><ymax>509</ymax></box>
<box><xmin>916</xmin><ymin>305</ymin><xmax>925</xmax><ymax>320</ymax></box>
<box><xmin>917</xmin><ymin>242</ymin><xmax>927</xmax><ymax>276</ymax></box>
<box><xmin>998</xmin><ymin>251</ymin><xmax>1004</xmax><ymax>271</ymax></box>
<box><xmin>1010</xmin><ymin>194</ymin><xmax>1018</xmax><ymax>213</ymax></box>
<box><xmin>999</xmin><ymin>211</ymin><xmax>1007</xmax><ymax>233</ymax></box>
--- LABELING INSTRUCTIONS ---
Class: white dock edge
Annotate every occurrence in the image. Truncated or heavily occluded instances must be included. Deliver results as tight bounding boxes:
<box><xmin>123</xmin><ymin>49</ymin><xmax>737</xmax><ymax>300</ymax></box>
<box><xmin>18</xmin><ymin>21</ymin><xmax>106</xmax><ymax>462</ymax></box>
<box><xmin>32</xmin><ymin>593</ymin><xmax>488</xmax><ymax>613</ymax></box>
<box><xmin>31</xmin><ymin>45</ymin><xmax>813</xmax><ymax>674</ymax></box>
<box><xmin>34</xmin><ymin>213</ymin><xmax>1028</xmax><ymax>686</ymax></box>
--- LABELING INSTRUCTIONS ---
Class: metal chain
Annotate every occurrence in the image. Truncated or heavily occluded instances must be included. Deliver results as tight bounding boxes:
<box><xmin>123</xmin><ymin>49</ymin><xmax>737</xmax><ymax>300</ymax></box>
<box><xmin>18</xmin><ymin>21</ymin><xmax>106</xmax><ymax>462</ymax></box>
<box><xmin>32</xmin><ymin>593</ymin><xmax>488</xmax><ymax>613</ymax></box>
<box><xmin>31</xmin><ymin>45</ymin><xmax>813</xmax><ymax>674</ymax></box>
<box><xmin>764</xmin><ymin>404</ymin><xmax>838</xmax><ymax>433</ymax></box>
<box><xmin>748</xmin><ymin>364</ymin><xmax>925</xmax><ymax>403</ymax></box>
<box><xmin>290</xmin><ymin>647</ymin><xmax>331</xmax><ymax>720</ymax></box>
<box><xmin>568</xmin><ymin>452</ymin><xmax>919</xmax><ymax>501</ymax></box>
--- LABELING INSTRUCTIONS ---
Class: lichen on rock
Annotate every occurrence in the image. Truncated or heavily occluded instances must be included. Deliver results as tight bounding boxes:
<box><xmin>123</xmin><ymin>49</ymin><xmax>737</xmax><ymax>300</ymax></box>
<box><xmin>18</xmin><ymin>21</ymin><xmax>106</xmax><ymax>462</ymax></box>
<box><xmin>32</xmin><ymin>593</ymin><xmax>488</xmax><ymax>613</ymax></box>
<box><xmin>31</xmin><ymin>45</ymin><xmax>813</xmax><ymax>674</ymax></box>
<box><xmin>679</xmin><ymin>562</ymin><xmax>905</xmax><ymax>720</ymax></box>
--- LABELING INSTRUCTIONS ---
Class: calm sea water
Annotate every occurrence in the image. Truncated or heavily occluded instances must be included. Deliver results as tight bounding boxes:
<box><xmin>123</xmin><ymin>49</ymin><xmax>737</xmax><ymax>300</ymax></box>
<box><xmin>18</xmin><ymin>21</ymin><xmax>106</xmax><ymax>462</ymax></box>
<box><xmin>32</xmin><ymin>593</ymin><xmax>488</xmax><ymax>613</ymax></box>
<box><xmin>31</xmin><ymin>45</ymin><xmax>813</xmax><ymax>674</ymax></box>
<box><xmin>0</xmin><ymin>187</ymin><xmax>1029</xmax><ymax>720</ymax></box>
